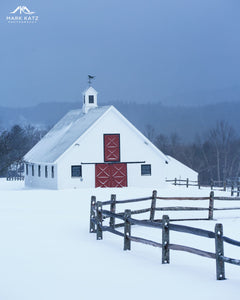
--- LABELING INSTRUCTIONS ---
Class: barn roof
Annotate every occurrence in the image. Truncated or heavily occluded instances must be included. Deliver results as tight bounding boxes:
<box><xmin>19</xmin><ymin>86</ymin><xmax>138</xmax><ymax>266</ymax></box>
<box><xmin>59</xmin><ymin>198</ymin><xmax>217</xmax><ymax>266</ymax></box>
<box><xmin>24</xmin><ymin>106</ymin><xmax>111</xmax><ymax>163</ymax></box>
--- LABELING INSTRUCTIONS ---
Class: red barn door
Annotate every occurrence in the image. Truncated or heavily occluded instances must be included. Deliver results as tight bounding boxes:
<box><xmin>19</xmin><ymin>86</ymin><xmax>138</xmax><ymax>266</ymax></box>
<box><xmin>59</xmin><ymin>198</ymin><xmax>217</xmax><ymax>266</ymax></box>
<box><xmin>110</xmin><ymin>163</ymin><xmax>127</xmax><ymax>187</ymax></box>
<box><xmin>95</xmin><ymin>164</ymin><xmax>111</xmax><ymax>187</ymax></box>
<box><xmin>95</xmin><ymin>163</ymin><xmax>127</xmax><ymax>188</ymax></box>
<box><xmin>104</xmin><ymin>134</ymin><xmax>120</xmax><ymax>162</ymax></box>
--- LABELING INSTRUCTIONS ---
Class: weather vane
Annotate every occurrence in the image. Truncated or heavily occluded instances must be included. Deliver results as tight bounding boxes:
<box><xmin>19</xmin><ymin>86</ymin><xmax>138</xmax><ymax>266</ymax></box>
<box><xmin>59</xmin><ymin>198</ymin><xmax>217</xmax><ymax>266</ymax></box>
<box><xmin>88</xmin><ymin>75</ymin><xmax>95</xmax><ymax>86</ymax></box>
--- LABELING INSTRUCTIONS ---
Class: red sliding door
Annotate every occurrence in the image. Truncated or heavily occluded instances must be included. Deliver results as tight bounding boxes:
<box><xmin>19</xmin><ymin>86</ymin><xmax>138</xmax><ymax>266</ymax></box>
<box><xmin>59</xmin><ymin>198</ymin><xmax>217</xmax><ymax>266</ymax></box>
<box><xmin>95</xmin><ymin>163</ymin><xmax>127</xmax><ymax>188</ymax></box>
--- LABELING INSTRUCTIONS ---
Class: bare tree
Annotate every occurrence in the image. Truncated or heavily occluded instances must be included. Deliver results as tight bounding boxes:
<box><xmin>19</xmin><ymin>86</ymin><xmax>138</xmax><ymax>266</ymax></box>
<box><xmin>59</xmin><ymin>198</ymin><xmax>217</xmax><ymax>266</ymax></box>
<box><xmin>208</xmin><ymin>121</ymin><xmax>237</xmax><ymax>182</ymax></box>
<box><xmin>144</xmin><ymin>124</ymin><xmax>156</xmax><ymax>142</ymax></box>
<box><xmin>155</xmin><ymin>133</ymin><xmax>169</xmax><ymax>154</ymax></box>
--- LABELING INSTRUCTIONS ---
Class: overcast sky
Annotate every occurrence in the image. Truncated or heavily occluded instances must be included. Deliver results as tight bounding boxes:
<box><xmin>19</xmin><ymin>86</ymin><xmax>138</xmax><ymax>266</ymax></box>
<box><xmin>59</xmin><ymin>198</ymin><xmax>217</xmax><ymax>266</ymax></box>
<box><xmin>0</xmin><ymin>0</ymin><xmax>240</xmax><ymax>107</ymax></box>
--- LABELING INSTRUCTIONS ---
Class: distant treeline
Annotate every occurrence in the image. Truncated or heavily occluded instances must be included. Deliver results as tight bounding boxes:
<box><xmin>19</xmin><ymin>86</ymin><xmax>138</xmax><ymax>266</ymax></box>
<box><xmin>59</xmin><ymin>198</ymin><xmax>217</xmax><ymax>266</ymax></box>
<box><xmin>145</xmin><ymin>120</ymin><xmax>240</xmax><ymax>185</ymax></box>
<box><xmin>1</xmin><ymin>121</ymin><xmax>240</xmax><ymax>185</ymax></box>
<box><xmin>1</xmin><ymin>101</ymin><xmax>240</xmax><ymax>143</ymax></box>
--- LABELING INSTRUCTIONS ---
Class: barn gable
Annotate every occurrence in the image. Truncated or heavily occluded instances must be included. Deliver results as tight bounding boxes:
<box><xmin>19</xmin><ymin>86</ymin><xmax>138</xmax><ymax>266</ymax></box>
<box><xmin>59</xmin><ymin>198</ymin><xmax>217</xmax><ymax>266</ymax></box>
<box><xmin>55</xmin><ymin>105</ymin><xmax>170</xmax><ymax>166</ymax></box>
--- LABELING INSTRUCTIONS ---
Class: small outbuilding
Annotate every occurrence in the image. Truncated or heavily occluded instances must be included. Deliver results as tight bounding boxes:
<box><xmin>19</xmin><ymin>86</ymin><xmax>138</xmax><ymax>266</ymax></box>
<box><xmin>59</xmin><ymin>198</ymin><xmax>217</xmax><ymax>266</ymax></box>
<box><xmin>24</xmin><ymin>86</ymin><xmax>198</xmax><ymax>189</ymax></box>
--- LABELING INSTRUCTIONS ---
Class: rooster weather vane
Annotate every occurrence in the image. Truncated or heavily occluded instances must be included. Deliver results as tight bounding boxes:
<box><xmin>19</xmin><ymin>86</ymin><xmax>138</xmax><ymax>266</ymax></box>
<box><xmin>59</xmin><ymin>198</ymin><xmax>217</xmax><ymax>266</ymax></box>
<box><xmin>88</xmin><ymin>75</ymin><xmax>95</xmax><ymax>86</ymax></box>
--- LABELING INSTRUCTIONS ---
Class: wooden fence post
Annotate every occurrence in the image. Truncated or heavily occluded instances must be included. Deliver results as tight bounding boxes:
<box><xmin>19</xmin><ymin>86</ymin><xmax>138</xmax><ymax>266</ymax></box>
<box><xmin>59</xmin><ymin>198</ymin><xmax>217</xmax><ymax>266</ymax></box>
<box><xmin>198</xmin><ymin>179</ymin><xmax>200</xmax><ymax>189</ymax></box>
<box><xmin>89</xmin><ymin>196</ymin><xmax>96</xmax><ymax>233</ymax></box>
<box><xmin>150</xmin><ymin>190</ymin><xmax>157</xmax><ymax>221</ymax></box>
<box><xmin>109</xmin><ymin>194</ymin><xmax>116</xmax><ymax>229</ymax></box>
<box><xmin>186</xmin><ymin>178</ymin><xmax>189</xmax><ymax>188</ymax></box>
<box><xmin>124</xmin><ymin>209</ymin><xmax>131</xmax><ymax>251</ymax></box>
<box><xmin>96</xmin><ymin>201</ymin><xmax>103</xmax><ymax>240</ymax></box>
<box><xmin>174</xmin><ymin>178</ymin><xmax>177</xmax><ymax>186</ymax></box>
<box><xmin>211</xmin><ymin>179</ymin><xmax>213</xmax><ymax>190</ymax></box>
<box><xmin>208</xmin><ymin>191</ymin><xmax>214</xmax><ymax>220</ymax></box>
<box><xmin>215</xmin><ymin>223</ymin><xmax>225</xmax><ymax>280</ymax></box>
<box><xmin>162</xmin><ymin>215</ymin><xmax>170</xmax><ymax>264</ymax></box>
<box><xmin>231</xmin><ymin>185</ymin><xmax>234</xmax><ymax>196</ymax></box>
<box><xmin>238</xmin><ymin>186</ymin><xmax>240</xmax><ymax>197</ymax></box>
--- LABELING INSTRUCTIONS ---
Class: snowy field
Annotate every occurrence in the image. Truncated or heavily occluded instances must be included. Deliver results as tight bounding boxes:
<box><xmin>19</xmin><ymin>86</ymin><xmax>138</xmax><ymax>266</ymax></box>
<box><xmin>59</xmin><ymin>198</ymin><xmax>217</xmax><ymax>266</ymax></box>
<box><xmin>0</xmin><ymin>180</ymin><xmax>239</xmax><ymax>300</ymax></box>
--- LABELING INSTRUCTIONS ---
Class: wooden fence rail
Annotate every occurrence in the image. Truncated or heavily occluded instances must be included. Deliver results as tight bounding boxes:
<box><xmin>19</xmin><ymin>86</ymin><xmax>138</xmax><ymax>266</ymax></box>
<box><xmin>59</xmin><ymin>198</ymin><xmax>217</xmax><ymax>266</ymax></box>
<box><xmin>166</xmin><ymin>178</ymin><xmax>200</xmax><ymax>189</ymax></box>
<box><xmin>94</xmin><ymin>192</ymin><xmax>240</xmax><ymax>222</ymax></box>
<box><xmin>89</xmin><ymin>191</ymin><xmax>240</xmax><ymax>280</ymax></box>
<box><xmin>167</xmin><ymin>178</ymin><xmax>240</xmax><ymax>196</ymax></box>
<box><xmin>210</xmin><ymin>179</ymin><xmax>227</xmax><ymax>191</ymax></box>
<box><xmin>211</xmin><ymin>180</ymin><xmax>240</xmax><ymax>195</ymax></box>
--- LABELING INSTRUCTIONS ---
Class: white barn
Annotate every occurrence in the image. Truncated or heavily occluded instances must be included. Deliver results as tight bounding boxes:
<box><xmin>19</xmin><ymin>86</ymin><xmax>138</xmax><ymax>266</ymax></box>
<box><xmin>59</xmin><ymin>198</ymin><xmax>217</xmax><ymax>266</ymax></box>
<box><xmin>24</xmin><ymin>86</ymin><xmax>198</xmax><ymax>189</ymax></box>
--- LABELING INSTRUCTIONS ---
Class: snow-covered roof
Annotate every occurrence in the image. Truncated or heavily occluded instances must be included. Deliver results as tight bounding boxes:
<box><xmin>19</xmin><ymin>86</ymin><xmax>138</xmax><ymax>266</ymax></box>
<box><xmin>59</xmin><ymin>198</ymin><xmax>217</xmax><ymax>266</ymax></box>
<box><xmin>82</xmin><ymin>86</ymin><xmax>98</xmax><ymax>95</ymax></box>
<box><xmin>25</xmin><ymin>106</ymin><xmax>111</xmax><ymax>163</ymax></box>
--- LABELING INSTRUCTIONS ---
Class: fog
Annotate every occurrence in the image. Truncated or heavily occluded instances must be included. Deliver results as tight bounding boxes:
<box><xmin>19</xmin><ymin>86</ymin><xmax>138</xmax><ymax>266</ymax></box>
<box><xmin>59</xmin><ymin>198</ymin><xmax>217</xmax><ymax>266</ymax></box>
<box><xmin>0</xmin><ymin>0</ymin><xmax>240</xmax><ymax>107</ymax></box>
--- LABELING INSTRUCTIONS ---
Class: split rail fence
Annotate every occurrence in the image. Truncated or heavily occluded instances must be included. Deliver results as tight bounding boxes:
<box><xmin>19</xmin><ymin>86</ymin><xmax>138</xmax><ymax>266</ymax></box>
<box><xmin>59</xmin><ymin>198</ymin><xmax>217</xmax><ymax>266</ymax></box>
<box><xmin>167</xmin><ymin>178</ymin><xmax>240</xmax><ymax>197</ymax></box>
<box><xmin>166</xmin><ymin>178</ymin><xmax>200</xmax><ymax>189</ymax></box>
<box><xmin>210</xmin><ymin>180</ymin><xmax>228</xmax><ymax>191</ymax></box>
<box><xmin>211</xmin><ymin>179</ymin><xmax>240</xmax><ymax>194</ymax></box>
<box><xmin>89</xmin><ymin>191</ymin><xmax>240</xmax><ymax>280</ymax></box>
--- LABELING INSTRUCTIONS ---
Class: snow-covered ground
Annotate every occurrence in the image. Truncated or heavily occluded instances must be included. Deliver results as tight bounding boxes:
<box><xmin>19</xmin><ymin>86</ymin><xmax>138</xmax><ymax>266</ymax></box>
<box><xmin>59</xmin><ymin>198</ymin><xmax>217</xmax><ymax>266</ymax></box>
<box><xmin>0</xmin><ymin>179</ymin><xmax>239</xmax><ymax>300</ymax></box>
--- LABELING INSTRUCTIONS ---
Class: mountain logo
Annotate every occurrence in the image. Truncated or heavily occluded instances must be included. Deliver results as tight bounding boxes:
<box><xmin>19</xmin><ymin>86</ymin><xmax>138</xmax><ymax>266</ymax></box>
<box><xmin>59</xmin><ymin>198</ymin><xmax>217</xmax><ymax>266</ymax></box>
<box><xmin>6</xmin><ymin>5</ymin><xmax>39</xmax><ymax>23</ymax></box>
<box><xmin>10</xmin><ymin>6</ymin><xmax>35</xmax><ymax>15</ymax></box>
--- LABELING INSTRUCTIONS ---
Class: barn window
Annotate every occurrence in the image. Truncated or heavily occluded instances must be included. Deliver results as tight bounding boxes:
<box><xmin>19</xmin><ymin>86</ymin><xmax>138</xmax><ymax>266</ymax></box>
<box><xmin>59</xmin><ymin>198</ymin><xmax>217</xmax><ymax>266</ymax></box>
<box><xmin>32</xmin><ymin>165</ymin><xmax>34</xmax><ymax>176</ymax></box>
<box><xmin>45</xmin><ymin>166</ymin><xmax>48</xmax><ymax>178</ymax></box>
<box><xmin>38</xmin><ymin>165</ymin><xmax>41</xmax><ymax>177</ymax></box>
<box><xmin>89</xmin><ymin>95</ymin><xmax>94</xmax><ymax>103</ymax></box>
<box><xmin>26</xmin><ymin>164</ymin><xmax>28</xmax><ymax>176</ymax></box>
<box><xmin>71</xmin><ymin>165</ymin><xmax>82</xmax><ymax>177</ymax></box>
<box><xmin>141</xmin><ymin>164</ymin><xmax>151</xmax><ymax>176</ymax></box>
<box><xmin>51</xmin><ymin>166</ymin><xmax>54</xmax><ymax>178</ymax></box>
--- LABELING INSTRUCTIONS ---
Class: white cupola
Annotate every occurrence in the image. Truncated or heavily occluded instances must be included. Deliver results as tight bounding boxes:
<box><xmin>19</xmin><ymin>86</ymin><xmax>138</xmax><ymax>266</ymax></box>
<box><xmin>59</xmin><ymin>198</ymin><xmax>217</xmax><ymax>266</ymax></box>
<box><xmin>82</xmin><ymin>86</ymin><xmax>98</xmax><ymax>114</ymax></box>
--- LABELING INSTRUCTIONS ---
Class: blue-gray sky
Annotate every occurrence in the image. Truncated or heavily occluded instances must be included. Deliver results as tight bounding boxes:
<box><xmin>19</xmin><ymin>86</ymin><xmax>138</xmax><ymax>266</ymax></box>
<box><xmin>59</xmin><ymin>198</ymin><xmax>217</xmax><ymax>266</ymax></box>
<box><xmin>0</xmin><ymin>0</ymin><xmax>240</xmax><ymax>107</ymax></box>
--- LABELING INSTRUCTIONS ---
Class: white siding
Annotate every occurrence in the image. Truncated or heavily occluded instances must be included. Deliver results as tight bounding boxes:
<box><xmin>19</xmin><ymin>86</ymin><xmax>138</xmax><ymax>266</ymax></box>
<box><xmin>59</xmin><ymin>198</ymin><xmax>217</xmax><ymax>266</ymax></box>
<box><xmin>25</xmin><ymin>163</ymin><xmax>58</xmax><ymax>189</ymax></box>
<box><xmin>57</xmin><ymin>109</ymin><xmax>169</xmax><ymax>189</ymax></box>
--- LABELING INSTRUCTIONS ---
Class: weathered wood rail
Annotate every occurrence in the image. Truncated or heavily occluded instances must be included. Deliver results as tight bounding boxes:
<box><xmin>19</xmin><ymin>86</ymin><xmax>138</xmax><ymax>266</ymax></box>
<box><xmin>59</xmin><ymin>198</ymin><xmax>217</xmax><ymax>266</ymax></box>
<box><xmin>210</xmin><ymin>179</ymin><xmax>227</xmax><ymax>191</ymax></box>
<box><xmin>210</xmin><ymin>180</ymin><xmax>240</xmax><ymax>197</ymax></box>
<box><xmin>166</xmin><ymin>178</ymin><xmax>200</xmax><ymax>189</ymax></box>
<box><xmin>89</xmin><ymin>191</ymin><xmax>240</xmax><ymax>280</ymax></box>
